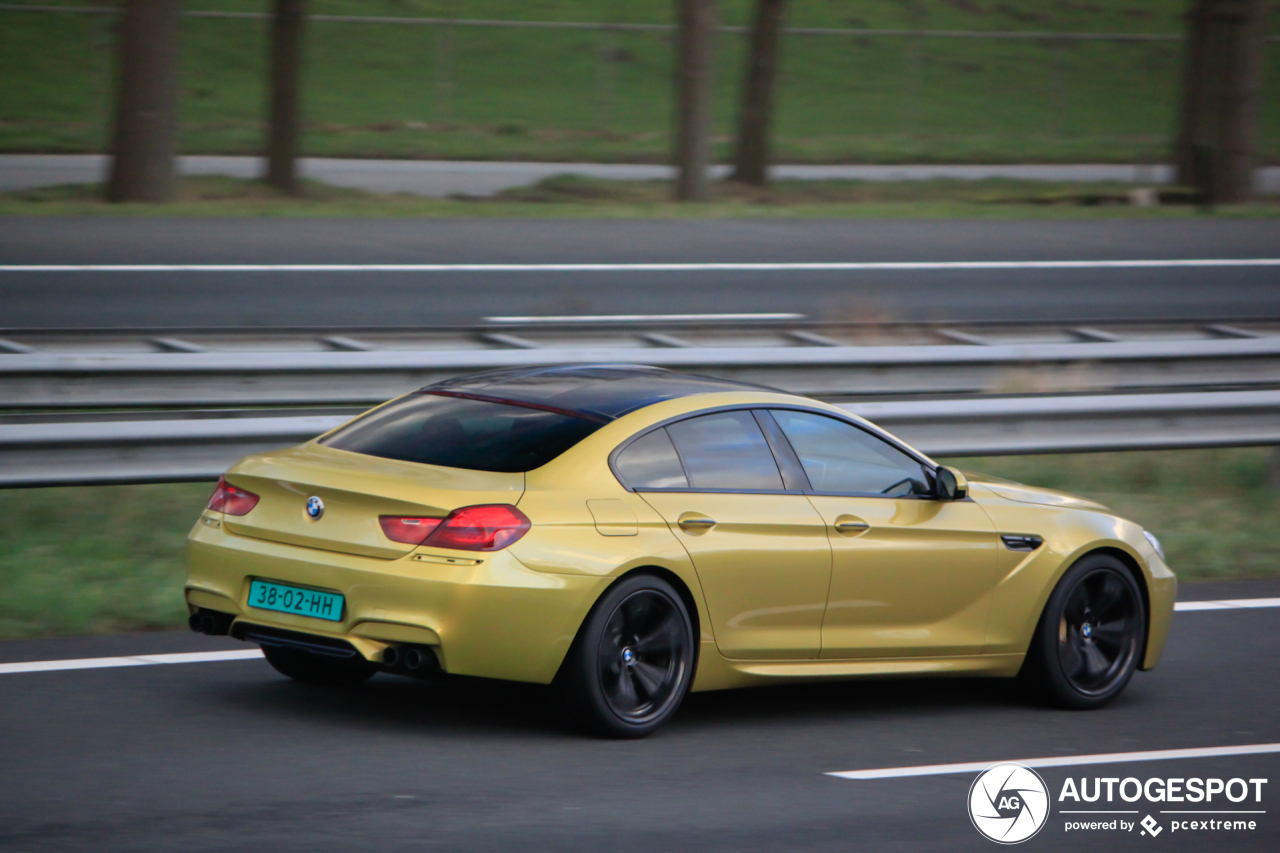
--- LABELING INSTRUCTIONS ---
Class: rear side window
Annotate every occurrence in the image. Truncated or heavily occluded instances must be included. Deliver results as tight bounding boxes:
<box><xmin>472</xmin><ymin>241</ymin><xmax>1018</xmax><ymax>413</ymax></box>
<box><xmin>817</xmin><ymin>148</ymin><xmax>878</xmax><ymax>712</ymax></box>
<box><xmin>614</xmin><ymin>429</ymin><xmax>689</xmax><ymax>489</ymax></box>
<box><xmin>665</xmin><ymin>410</ymin><xmax>784</xmax><ymax>491</ymax></box>
<box><xmin>771</xmin><ymin>410</ymin><xmax>931</xmax><ymax>496</ymax></box>
<box><xmin>320</xmin><ymin>394</ymin><xmax>603</xmax><ymax>473</ymax></box>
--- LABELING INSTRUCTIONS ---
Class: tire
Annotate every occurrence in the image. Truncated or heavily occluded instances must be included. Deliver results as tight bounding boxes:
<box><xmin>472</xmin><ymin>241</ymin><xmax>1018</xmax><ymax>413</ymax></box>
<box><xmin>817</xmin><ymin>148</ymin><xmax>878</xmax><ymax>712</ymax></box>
<box><xmin>261</xmin><ymin>644</ymin><xmax>377</xmax><ymax>687</ymax></box>
<box><xmin>557</xmin><ymin>574</ymin><xmax>695</xmax><ymax>738</ymax></box>
<box><xmin>1024</xmin><ymin>553</ymin><xmax>1146</xmax><ymax>709</ymax></box>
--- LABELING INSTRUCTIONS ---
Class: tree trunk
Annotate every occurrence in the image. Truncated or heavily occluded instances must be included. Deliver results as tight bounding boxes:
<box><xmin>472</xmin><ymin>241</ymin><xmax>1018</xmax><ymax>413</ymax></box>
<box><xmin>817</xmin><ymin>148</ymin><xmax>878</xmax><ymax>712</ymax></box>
<box><xmin>107</xmin><ymin>0</ymin><xmax>181</xmax><ymax>203</ymax></box>
<box><xmin>1215</xmin><ymin>0</ymin><xmax>1266</xmax><ymax>201</ymax></box>
<box><xmin>1174</xmin><ymin>0</ymin><xmax>1268</xmax><ymax>203</ymax></box>
<box><xmin>266</xmin><ymin>0</ymin><xmax>307</xmax><ymax>193</ymax></box>
<box><xmin>731</xmin><ymin>0</ymin><xmax>787</xmax><ymax>186</ymax></box>
<box><xmin>1174</xmin><ymin>0</ymin><xmax>1211</xmax><ymax>186</ymax></box>
<box><xmin>674</xmin><ymin>0</ymin><xmax>717</xmax><ymax>201</ymax></box>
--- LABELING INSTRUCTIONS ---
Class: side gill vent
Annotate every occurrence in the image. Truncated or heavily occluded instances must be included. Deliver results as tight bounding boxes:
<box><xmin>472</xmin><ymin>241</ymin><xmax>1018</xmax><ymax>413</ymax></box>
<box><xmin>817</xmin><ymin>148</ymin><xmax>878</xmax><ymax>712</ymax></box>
<box><xmin>1001</xmin><ymin>534</ymin><xmax>1044</xmax><ymax>552</ymax></box>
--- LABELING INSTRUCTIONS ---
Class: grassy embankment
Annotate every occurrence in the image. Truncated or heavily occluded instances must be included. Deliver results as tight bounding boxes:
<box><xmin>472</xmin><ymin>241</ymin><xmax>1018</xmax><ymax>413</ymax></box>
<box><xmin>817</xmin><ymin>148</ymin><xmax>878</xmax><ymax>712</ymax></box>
<box><xmin>3</xmin><ymin>0</ymin><xmax>1278</xmax><ymax>164</ymax></box>
<box><xmin>1</xmin><ymin>448</ymin><xmax>1275</xmax><ymax>639</ymax></box>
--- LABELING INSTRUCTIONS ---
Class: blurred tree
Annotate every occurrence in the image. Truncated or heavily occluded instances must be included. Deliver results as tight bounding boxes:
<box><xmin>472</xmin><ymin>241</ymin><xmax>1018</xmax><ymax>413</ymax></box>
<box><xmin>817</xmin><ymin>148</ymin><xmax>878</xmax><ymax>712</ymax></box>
<box><xmin>266</xmin><ymin>0</ymin><xmax>307</xmax><ymax>193</ymax></box>
<box><xmin>674</xmin><ymin>0</ymin><xmax>717</xmax><ymax>201</ymax></box>
<box><xmin>1174</xmin><ymin>0</ymin><xmax>1269</xmax><ymax>202</ymax></box>
<box><xmin>731</xmin><ymin>0</ymin><xmax>788</xmax><ymax>186</ymax></box>
<box><xmin>107</xmin><ymin>0</ymin><xmax>181</xmax><ymax>203</ymax></box>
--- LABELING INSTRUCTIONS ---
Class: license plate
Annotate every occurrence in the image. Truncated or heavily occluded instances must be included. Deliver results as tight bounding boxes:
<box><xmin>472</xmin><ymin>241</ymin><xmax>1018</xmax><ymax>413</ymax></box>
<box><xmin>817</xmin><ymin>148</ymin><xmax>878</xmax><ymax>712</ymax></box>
<box><xmin>248</xmin><ymin>580</ymin><xmax>344</xmax><ymax>622</ymax></box>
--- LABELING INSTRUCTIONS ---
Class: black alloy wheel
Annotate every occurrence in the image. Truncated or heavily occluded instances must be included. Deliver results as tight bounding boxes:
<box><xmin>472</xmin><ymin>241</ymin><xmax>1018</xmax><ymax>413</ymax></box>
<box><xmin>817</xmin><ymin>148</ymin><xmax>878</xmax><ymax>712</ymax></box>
<box><xmin>559</xmin><ymin>574</ymin><xmax>694</xmax><ymax>738</ymax></box>
<box><xmin>1025</xmin><ymin>553</ymin><xmax>1145</xmax><ymax>709</ymax></box>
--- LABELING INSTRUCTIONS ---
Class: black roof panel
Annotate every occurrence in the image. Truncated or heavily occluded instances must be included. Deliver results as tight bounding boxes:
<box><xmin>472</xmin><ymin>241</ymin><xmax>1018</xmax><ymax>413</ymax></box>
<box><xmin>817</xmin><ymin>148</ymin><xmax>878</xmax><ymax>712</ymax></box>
<box><xmin>424</xmin><ymin>364</ymin><xmax>777</xmax><ymax>420</ymax></box>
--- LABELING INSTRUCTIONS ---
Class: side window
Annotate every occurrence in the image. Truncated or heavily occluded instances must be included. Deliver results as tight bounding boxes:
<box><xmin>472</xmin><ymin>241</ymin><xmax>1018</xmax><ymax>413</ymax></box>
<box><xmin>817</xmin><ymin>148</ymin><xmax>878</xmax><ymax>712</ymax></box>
<box><xmin>666</xmin><ymin>410</ymin><xmax>785</xmax><ymax>491</ymax></box>
<box><xmin>614</xmin><ymin>428</ymin><xmax>689</xmax><ymax>490</ymax></box>
<box><xmin>771</xmin><ymin>410</ymin><xmax>931</xmax><ymax>497</ymax></box>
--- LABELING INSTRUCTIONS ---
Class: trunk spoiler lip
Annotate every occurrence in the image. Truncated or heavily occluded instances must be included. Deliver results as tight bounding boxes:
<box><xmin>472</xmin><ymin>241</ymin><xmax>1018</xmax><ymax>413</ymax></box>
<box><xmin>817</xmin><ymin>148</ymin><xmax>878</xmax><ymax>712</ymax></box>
<box><xmin>423</xmin><ymin>389</ymin><xmax>613</xmax><ymax>424</ymax></box>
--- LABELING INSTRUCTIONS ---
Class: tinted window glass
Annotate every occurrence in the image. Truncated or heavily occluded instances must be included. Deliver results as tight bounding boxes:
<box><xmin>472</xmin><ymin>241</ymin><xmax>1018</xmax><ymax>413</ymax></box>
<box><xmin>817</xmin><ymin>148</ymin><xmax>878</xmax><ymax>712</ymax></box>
<box><xmin>666</xmin><ymin>411</ymin><xmax>784</xmax><ymax>491</ymax></box>
<box><xmin>772</xmin><ymin>410</ymin><xmax>931</xmax><ymax>497</ymax></box>
<box><xmin>614</xmin><ymin>429</ymin><xmax>689</xmax><ymax>489</ymax></box>
<box><xmin>320</xmin><ymin>394</ymin><xmax>603</xmax><ymax>473</ymax></box>
<box><xmin>429</xmin><ymin>366</ymin><xmax>775</xmax><ymax>420</ymax></box>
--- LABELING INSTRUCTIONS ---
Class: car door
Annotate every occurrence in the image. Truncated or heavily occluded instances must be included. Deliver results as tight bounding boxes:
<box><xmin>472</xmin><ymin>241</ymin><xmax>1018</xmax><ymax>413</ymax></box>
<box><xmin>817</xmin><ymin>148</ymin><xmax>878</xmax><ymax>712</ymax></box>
<box><xmin>615</xmin><ymin>409</ymin><xmax>832</xmax><ymax>660</ymax></box>
<box><xmin>765</xmin><ymin>409</ymin><xmax>1001</xmax><ymax>659</ymax></box>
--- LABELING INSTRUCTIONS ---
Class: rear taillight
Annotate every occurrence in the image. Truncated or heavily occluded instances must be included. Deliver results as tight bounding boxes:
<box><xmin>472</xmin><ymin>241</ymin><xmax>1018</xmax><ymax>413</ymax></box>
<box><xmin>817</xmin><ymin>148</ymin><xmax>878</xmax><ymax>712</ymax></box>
<box><xmin>422</xmin><ymin>504</ymin><xmax>530</xmax><ymax>552</ymax></box>
<box><xmin>206</xmin><ymin>475</ymin><xmax>259</xmax><ymax>516</ymax></box>
<box><xmin>379</xmin><ymin>516</ymin><xmax>443</xmax><ymax>545</ymax></box>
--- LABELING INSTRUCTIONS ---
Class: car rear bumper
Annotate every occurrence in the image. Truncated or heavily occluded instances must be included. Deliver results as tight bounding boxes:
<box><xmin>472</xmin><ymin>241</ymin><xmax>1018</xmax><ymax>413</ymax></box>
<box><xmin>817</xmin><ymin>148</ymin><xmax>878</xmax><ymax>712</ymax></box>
<box><xmin>186</xmin><ymin>512</ymin><xmax>608</xmax><ymax>684</ymax></box>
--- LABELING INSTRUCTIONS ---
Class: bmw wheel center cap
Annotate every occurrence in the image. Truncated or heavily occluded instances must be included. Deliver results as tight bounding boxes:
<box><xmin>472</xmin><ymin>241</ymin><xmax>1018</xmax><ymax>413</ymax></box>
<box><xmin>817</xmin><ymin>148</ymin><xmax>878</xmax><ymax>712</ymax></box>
<box><xmin>306</xmin><ymin>496</ymin><xmax>325</xmax><ymax>519</ymax></box>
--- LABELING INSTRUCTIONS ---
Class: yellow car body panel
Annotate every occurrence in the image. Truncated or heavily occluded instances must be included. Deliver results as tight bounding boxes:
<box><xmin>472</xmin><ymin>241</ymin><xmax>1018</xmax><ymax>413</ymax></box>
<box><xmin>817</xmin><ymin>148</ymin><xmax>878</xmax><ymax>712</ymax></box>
<box><xmin>809</xmin><ymin>494</ymin><xmax>1000</xmax><ymax>659</ymax></box>
<box><xmin>186</xmin><ymin>388</ymin><xmax>1176</xmax><ymax>693</ymax></box>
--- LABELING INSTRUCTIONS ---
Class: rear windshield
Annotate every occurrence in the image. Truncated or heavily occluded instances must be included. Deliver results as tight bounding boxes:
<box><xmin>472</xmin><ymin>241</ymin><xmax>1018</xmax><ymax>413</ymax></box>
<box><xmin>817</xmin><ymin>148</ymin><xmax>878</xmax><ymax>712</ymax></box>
<box><xmin>319</xmin><ymin>393</ymin><xmax>604</xmax><ymax>473</ymax></box>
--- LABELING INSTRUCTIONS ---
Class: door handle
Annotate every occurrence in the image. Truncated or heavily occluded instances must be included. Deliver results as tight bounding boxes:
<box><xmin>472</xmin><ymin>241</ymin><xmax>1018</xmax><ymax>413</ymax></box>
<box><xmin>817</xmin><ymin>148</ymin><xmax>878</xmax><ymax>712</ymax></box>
<box><xmin>677</xmin><ymin>513</ymin><xmax>716</xmax><ymax>532</ymax></box>
<box><xmin>834</xmin><ymin>518</ymin><xmax>870</xmax><ymax>533</ymax></box>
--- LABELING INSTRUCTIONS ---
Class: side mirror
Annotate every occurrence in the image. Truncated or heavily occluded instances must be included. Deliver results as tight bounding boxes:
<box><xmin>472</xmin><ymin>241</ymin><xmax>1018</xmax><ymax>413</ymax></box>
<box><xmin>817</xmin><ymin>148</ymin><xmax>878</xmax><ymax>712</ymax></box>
<box><xmin>934</xmin><ymin>466</ymin><xmax>969</xmax><ymax>501</ymax></box>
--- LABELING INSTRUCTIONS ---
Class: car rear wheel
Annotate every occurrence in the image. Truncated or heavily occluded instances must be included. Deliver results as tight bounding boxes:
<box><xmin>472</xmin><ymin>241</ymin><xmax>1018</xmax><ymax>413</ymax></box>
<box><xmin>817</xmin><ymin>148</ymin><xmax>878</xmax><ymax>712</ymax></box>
<box><xmin>558</xmin><ymin>574</ymin><xmax>695</xmax><ymax>738</ymax></box>
<box><xmin>1024</xmin><ymin>553</ymin><xmax>1145</xmax><ymax>709</ymax></box>
<box><xmin>261</xmin><ymin>644</ymin><xmax>377</xmax><ymax>687</ymax></box>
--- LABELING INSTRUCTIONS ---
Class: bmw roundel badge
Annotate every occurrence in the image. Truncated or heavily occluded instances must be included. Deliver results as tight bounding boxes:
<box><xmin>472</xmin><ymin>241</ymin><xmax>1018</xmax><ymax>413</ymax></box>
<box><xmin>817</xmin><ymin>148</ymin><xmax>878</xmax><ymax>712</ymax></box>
<box><xmin>306</xmin><ymin>496</ymin><xmax>325</xmax><ymax>520</ymax></box>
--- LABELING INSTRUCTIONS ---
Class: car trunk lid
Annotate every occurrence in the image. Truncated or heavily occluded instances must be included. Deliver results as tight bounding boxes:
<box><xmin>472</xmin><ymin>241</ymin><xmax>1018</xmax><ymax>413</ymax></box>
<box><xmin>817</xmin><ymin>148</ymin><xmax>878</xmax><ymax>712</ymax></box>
<box><xmin>219</xmin><ymin>444</ymin><xmax>524</xmax><ymax>559</ymax></box>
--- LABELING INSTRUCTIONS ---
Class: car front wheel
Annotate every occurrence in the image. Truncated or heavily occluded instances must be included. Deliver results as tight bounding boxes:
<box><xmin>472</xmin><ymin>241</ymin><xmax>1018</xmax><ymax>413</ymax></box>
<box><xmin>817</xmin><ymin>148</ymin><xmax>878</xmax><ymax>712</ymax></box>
<box><xmin>559</xmin><ymin>574</ymin><xmax>695</xmax><ymax>738</ymax></box>
<box><xmin>1025</xmin><ymin>553</ymin><xmax>1146</xmax><ymax>709</ymax></box>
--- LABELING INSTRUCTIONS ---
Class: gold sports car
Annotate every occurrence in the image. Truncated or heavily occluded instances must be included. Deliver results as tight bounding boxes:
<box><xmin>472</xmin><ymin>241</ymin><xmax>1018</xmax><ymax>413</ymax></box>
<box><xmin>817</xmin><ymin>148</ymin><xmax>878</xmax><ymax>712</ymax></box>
<box><xmin>187</xmin><ymin>365</ymin><xmax>1176</xmax><ymax>737</ymax></box>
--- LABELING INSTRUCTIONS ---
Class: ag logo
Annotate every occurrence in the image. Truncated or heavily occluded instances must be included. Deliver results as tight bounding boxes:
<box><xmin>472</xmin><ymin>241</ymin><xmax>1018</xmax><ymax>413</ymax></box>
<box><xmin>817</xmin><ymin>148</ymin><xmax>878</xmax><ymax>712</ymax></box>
<box><xmin>968</xmin><ymin>763</ymin><xmax>1050</xmax><ymax>844</ymax></box>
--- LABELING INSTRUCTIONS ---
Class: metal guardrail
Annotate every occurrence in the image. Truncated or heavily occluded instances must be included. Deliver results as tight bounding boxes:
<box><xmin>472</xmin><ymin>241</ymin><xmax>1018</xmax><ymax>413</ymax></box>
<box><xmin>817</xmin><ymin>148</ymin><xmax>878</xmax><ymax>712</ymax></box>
<box><xmin>2</xmin><ymin>320</ymin><xmax>1276</xmax><ymax>485</ymax></box>
<box><xmin>2</xmin><ymin>390</ymin><xmax>1277</xmax><ymax>487</ymax></box>
<box><xmin>3</xmin><ymin>336</ymin><xmax>1278</xmax><ymax>409</ymax></box>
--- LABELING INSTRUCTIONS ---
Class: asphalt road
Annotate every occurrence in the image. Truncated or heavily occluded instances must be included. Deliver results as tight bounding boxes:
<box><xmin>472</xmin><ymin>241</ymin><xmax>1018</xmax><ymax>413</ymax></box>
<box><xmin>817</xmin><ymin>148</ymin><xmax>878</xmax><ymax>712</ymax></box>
<box><xmin>1</xmin><ymin>218</ymin><xmax>1278</xmax><ymax>327</ymax></box>
<box><xmin>2</xmin><ymin>578</ymin><xmax>1278</xmax><ymax>852</ymax></box>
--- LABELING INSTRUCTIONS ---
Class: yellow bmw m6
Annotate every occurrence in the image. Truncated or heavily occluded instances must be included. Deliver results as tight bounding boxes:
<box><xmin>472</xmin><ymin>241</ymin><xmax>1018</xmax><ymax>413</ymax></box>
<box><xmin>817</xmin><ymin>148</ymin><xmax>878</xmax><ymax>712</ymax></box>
<box><xmin>187</xmin><ymin>365</ymin><xmax>1176</xmax><ymax>737</ymax></box>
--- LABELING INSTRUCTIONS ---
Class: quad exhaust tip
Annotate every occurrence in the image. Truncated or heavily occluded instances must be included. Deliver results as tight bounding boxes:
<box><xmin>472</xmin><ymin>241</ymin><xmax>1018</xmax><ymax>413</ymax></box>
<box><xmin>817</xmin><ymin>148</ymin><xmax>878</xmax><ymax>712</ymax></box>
<box><xmin>381</xmin><ymin>644</ymin><xmax>438</xmax><ymax>674</ymax></box>
<box><xmin>188</xmin><ymin>608</ymin><xmax>233</xmax><ymax>636</ymax></box>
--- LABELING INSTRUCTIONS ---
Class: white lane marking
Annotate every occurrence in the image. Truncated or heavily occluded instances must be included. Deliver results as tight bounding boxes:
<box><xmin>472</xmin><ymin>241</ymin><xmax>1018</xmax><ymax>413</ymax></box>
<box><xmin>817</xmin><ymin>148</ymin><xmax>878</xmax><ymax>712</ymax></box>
<box><xmin>0</xmin><ymin>648</ymin><xmax>262</xmax><ymax>675</ymax></box>
<box><xmin>484</xmin><ymin>312</ymin><xmax>806</xmax><ymax>323</ymax></box>
<box><xmin>0</xmin><ymin>597</ymin><xmax>1274</xmax><ymax>676</ymax></box>
<box><xmin>2</xmin><ymin>259</ymin><xmax>1279</xmax><ymax>273</ymax></box>
<box><xmin>1175</xmin><ymin>597</ymin><xmax>1280</xmax><ymax>611</ymax></box>
<box><xmin>828</xmin><ymin>743</ymin><xmax>1280</xmax><ymax>780</ymax></box>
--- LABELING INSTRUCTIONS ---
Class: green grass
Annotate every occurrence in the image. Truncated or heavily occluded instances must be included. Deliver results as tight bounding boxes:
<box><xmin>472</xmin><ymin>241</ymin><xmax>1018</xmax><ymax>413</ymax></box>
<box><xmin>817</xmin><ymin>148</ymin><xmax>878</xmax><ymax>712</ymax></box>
<box><xmin>2</xmin><ymin>0</ymin><xmax>1278</xmax><ymax>163</ymax></box>
<box><xmin>0</xmin><ymin>448</ymin><xmax>1275</xmax><ymax>639</ymax></box>
<box><xmin>0</xmin><ymin>482</ymin><xmax>213</xmax><ymax>639</ymax></box>
<box><xmin>4</xmin><ymin>174</ymin><xmax>1279</xmax><ymax>217</ymax></box>
<box><xmin>942</xmin><ymin>449</ymin><xmax>1280</xmax><ymax>582</ymax></box>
